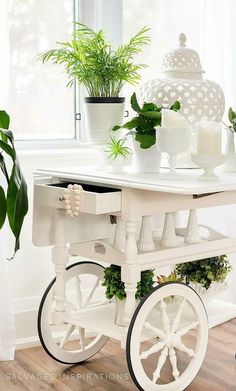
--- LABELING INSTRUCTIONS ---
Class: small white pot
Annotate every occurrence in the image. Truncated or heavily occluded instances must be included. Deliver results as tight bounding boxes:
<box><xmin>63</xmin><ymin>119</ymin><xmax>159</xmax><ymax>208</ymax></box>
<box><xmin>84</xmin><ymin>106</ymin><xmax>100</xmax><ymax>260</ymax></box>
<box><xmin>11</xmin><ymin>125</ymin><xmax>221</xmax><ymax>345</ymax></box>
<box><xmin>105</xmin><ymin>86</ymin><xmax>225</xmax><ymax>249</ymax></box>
<box><xmin>114</xmin><ymin>297</ymin><xmax>139</xmax><ymax>326</ymax></box>
<box><xmin>84</xmin><ymin>97</ymin><xmax>125</xmax><ymax>144</ymax></box>
<box><xmin>132</xmin><ymin>138</ymin><xmax>161</xmax><ymax>173</ymax></box>
<box><xmin>108</xmin><ymin>155</ymin><xmax>126</xmax><ymax>173</ymax></box>
<box><xmin>189</xmin><ymin>280</ymin><xmax>229</xmax><ymax>305</ymax></box>
<box><xmin>224</xmin><ymin>127</ymin><xmax>236</xmax><ymax>172</ymax></box>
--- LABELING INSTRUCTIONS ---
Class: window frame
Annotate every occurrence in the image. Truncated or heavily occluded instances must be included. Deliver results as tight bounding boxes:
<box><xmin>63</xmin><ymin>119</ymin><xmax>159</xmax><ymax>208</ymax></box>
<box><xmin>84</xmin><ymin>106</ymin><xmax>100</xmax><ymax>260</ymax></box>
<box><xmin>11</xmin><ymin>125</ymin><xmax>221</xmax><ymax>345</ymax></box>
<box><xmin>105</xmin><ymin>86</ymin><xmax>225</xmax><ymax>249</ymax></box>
<box><xmin>15</xmin><ymin>0</ymin><xmax>123</xmax><ymax>150</ymax></box>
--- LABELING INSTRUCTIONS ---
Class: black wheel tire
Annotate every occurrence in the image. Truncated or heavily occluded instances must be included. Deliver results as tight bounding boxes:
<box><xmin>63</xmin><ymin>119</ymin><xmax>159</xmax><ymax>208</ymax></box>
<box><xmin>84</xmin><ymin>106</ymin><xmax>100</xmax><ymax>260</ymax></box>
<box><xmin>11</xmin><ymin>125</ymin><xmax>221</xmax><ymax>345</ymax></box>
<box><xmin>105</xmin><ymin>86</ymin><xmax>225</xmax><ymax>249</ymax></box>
<box><xmin>37</xmin><ymin>261</ymin><xmax>109</xmax><ymax>364</ymax></box>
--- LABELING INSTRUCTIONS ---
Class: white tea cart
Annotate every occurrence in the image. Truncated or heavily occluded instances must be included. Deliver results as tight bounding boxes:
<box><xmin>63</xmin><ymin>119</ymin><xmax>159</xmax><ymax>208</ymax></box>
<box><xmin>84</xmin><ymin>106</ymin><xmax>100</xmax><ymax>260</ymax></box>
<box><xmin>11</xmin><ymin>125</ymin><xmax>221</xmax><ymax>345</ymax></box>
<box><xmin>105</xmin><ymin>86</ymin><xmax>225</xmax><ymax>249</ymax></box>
<box><xmin>33</xmin><ymin>167</ymin><xmax>236</xmax><ymax>391</ymax></box>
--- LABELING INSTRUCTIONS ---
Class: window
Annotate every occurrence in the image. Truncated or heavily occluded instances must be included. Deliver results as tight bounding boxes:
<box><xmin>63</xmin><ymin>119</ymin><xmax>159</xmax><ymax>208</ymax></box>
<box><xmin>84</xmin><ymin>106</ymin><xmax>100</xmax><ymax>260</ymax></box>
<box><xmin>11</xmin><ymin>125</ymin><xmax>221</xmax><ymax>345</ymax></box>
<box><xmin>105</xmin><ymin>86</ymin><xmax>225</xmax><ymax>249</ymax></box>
<box><xmin>7</xmin><ymin>0</ymin><xmax>77</xmax><ymax>141</ymax></box>
<box><xmin>3</xmin><ymin>0</ymin><xmax>121</xmax><ymax>144</ymax></box>
<box><xmin>4</xmin><ymin>0</ymin><xmax>234</xmax><ymax>143</ymax></box>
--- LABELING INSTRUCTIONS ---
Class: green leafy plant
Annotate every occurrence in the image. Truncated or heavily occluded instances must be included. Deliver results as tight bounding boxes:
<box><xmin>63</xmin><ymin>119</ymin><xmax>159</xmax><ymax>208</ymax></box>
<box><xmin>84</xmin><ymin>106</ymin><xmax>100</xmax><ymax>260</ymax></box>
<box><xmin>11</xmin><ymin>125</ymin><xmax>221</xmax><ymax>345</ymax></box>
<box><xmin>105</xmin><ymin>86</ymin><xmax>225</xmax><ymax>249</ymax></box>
<box><xmin>157</xmin><ymin>271</ymin><xmax>183</xmax><ymax>285</ymax></box>
<box><xmin>39</xmin><ymin>23</ymin><xmax>150</xmax><ymax>97</ymax></box>
<box><xmin>105</xmin><ymin>136</ymin><xmax>131</xmax><ymax>160</ymax></box>
<box><xmin>102</xmin><ymin>264</ymin><xmax>154</xmax><ymax>301</ymax></box>
<box><xmin>112</xmin><ymin>93</ymin><xmax>181</xmax><ymax>149</ymax></box>
<box><xmin>227</xmin><ymin>107</ymin><xmax>236</xmax><ymax>132</ymax></box>
<box><xmin>175</xmin><ymin>255</ymin><xmax>231</xmax><ymax>290</ymax></box>
<box><xmin>0</xmin><ymin>111</ymin><xmax>28</xmax><ymax>257</ymax></box>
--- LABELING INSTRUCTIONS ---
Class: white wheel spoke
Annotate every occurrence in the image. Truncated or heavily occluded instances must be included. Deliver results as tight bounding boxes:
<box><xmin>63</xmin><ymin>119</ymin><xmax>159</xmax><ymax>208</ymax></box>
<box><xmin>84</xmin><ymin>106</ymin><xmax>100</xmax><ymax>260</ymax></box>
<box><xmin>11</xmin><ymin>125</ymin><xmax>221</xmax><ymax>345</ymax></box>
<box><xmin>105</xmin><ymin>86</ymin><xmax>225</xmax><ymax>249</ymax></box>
<box><xmin>175</xmin><ymin>341</ymin><xmax>195</xmax><ymax>357</ymax></box>
<box><xmin>152</xmin><ymin>346</ymin><xmax>168</xmax><ymax>383</ymax></box>
<box><xmin>59</xmin><ymin>324</ymin><xmax>76</xmax><ymax>348</ymax></box>
<box><xmin>140</xmin><ymin>341</ymin><xmax>166</xmax><ymax>360</ymax></box>
<box><xmin>76</xmin><ymin>275</ymin><xmax>83</xmax><ymax>309</ymax></box>
<box><xmin>78</xmin><ymin>327</ymin><xmax>85</xmax><ymax>350</ymax></box>
<box><xmin>176</xmin><ymin>321</ymin><xmax>199</xmax><ymax>337</ymax></box>
<box><xmin>126</xmin><ymin>283</ymin><xmax>208</xmax><ymax>391</ymax></box>
<box><xmin>144</xmin><ymin>322</ymin><xmax>166</xmax><ymax>339</ymax></box>
<box><xmin>83</xmin><ymin>277</ymin><xmax>100</xmax><ymax>308</ymax></box>
<box><xmin>169</xmin><ymin>348</ymin><xmax>179</xmax><ymax>380</ymax></box>
<box><xmin>160</xmin><ymin>300</ymin><xmax>171</xmax><ymax>334</ymax></box>
<box><xmin>171</xmin><ymin>298</ymin><xmax>186</xmax><ymax>333</ymax></box>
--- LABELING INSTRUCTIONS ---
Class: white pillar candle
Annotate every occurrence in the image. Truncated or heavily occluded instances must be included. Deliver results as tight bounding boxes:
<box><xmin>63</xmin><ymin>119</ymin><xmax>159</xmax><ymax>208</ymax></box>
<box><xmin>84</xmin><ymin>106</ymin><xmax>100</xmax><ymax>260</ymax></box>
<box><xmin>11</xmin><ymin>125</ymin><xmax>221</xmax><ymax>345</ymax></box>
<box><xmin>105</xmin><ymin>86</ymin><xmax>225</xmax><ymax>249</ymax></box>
<box><xmin>197</xmin><ymin>121</ymin><xmax>222</xmax><ymax>155</ymax></box>
<box><xmin>162</xmin><ymin>109</ymin><xmax>187</xmax><ymax>128</ymax></box>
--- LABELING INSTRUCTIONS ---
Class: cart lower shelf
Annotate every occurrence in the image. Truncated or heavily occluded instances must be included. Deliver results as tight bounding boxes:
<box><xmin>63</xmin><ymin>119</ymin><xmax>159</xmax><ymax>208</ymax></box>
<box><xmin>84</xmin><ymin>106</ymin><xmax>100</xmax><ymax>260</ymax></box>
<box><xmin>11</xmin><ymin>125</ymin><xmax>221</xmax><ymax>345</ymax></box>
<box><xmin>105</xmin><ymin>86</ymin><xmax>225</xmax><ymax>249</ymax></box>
<box><xmin>66</xmin><ymin>299</ymin><xmax>236</xmax><ymax>345</ymax></box>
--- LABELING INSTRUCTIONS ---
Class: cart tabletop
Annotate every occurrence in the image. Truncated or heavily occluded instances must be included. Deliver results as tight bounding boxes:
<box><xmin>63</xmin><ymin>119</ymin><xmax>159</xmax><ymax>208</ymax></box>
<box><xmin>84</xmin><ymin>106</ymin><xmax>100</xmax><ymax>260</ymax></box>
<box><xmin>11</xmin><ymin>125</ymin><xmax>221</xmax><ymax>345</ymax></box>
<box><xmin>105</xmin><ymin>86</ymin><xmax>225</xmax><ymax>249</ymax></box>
<box><xmin>36</xmin><ymin>166</ymin><xmax>236</xmax><ymax>195</ymax></box>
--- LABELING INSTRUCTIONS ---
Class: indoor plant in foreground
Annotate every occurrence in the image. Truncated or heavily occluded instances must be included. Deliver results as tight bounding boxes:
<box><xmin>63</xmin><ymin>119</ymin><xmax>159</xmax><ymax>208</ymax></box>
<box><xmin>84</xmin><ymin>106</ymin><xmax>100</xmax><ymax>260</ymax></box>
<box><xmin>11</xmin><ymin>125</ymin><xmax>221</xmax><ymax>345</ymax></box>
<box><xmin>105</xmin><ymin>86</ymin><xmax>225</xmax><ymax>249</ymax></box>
<box><xmin>39</xmin><ymin>23</ymin><xmax>150</xmax><ymax>144</ymax></box>
<box><xmin>0</xmin><ymin>110</ymin><xmax>28</xmax><ymax>256</ymax></box>
<box><xmin>102</xmin><ymin>264</ymin><xmax>154</xmax><ymax>326</ymax></box>
<box><xmin>175</xmin><ymin>255</ymin><xmax>231</xmax><ymax>304</ymax></box>
<box><xmin>112</xmin><ymin>92</ymin><xmax>181</xmax><ymax>172</ymax></box>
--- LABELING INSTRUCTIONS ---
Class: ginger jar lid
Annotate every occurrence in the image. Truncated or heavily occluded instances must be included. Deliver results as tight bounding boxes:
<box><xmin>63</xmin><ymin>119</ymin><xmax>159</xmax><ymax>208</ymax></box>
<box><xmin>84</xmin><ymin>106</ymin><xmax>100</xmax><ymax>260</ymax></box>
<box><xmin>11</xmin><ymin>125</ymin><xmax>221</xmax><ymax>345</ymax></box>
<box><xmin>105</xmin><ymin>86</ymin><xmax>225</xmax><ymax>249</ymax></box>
<box><xmin>161</xmin><ymin>33</ymin><xmax>204</xmax><ymax>79</ymax></box>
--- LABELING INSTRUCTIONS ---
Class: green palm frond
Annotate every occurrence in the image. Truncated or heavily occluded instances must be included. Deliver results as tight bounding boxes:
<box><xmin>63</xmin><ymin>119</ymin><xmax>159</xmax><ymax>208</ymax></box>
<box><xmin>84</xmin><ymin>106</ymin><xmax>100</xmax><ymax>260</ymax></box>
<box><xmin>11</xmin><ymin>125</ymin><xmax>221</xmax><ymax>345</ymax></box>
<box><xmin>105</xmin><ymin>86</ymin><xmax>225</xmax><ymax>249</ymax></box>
<box><xmin>38</xmin><ymin>23</ymin><xmax>150</xmax><ymax>97</ymax></box>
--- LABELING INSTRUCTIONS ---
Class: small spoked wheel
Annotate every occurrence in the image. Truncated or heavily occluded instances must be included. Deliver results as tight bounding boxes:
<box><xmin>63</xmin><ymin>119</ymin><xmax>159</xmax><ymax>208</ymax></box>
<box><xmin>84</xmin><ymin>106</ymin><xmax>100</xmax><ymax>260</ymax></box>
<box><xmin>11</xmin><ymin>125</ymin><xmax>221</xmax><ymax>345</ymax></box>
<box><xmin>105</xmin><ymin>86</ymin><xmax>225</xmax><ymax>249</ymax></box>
<box><xmin>126</xmin><ymin>282</ymin><xmax>208</xmax><ymax>391</ymax></box>
<box><xmin>38</xmin><ymin>261</ymin><xmax>109</xmax><ymax>364</ymax></box>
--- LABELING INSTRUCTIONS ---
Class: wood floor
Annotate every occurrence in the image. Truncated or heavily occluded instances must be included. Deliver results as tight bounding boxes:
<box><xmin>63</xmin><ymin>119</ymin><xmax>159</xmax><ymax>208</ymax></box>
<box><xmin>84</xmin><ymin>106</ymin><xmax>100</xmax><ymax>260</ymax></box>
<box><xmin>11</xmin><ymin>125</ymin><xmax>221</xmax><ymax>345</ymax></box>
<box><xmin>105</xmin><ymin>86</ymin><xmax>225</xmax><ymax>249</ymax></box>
<box><xmin>0</xmin><ymin>319</ymin><xmax>236</xmax><ymax>391</ymax></box>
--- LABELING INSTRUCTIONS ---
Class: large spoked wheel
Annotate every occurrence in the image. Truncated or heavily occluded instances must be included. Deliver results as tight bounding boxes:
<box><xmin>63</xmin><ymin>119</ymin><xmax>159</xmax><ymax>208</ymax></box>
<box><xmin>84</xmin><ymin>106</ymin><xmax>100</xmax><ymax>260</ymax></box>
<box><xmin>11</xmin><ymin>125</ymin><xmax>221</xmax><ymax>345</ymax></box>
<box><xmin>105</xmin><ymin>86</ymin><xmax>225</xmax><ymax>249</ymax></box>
<box><xmin>126</xmin><ymin>282</ymin><xmax>208</xmax><ymax>391</ymax></box>
<box><xmin>38</xmin><ymin>261</ymin><xmax>109</xmax><ymax>364</ymax></box>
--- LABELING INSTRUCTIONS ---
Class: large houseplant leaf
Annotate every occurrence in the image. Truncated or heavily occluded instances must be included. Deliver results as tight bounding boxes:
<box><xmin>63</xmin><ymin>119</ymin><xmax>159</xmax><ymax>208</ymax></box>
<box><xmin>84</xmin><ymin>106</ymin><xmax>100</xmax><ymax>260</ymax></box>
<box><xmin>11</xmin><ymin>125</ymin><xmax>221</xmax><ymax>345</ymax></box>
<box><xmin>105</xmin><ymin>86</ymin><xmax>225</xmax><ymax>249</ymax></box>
<box><xmin>0</xmin><ymin>110</ymin><xmax>28</xmax><ymax>257</ymax></box>
<box><xmin>0</xmin><ymin>185</ymin><xmax>6</xmax><ymax>229</ymax></box>
<box><xmin>0</xmin><ymin>111</ymin><xmax>10</xmax><ymax>141</ymax></box>
<box><xmin>135</xmin><ymin>133</ymin><xmax>156</xmax><ymax>149</ymax></box>
<box><xmin>7</xmin><ymin>161</ymin><xmax>28</xmax><ymax>255</ymax></box>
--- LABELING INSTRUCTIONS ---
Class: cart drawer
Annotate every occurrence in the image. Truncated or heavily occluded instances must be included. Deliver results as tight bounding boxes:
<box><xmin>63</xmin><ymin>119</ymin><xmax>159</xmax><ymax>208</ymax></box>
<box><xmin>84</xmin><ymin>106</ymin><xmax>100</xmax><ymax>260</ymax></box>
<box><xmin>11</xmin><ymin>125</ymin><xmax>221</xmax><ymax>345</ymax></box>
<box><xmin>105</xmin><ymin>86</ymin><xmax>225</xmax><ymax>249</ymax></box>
<box><xmin>34</xmin><ymin>181</ymin><xmax>121</xmax><ymax>214</ymax></box>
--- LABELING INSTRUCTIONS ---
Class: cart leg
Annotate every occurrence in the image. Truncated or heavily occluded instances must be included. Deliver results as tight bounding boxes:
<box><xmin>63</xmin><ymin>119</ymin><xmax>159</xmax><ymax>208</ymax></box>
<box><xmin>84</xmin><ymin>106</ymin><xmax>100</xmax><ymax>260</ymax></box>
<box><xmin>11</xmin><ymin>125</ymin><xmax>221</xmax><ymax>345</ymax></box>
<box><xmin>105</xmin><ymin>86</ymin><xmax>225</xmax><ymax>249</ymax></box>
<box><xmin>122</xmin><ymin>221</ymin><xmax>140</xmax><ymax>325</ymax></box>
<box><xmin>51</xmin><ymin>209</ymin><xmax>69</xmax><ymax>325</ymax></box>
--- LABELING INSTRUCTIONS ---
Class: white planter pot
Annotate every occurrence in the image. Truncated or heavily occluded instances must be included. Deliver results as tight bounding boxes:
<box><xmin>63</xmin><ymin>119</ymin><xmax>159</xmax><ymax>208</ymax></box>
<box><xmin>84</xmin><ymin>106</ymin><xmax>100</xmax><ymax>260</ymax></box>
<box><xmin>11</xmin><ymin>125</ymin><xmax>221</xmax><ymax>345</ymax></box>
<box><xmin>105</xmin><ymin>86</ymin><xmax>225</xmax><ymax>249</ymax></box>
<box><xmin>189</xmin><ymin>280</ymin><xmax>229</xmax><ymax>305</ymax></box>
<box><xmin>84</xmin><ymin>97</ymin><xmax>125</xmax><ymax>144</ymax></box>
<box><xmin>108</xmin><ymin>155</ymin><xmax>125</xmax><ymax>173</ymax></box>
<box><xmin>114</xmin><ymin>297</ymin><xmax>139</xmax><ymax>326</ymax></box>
<box><xmin>223</xmin><ymin>127</ymin><xmax>236</xmax><ymax>172</ymax></box>
<box><xmin>132</xmin><ymin>138</ymin><xmax>161</xmax><ymax>173</ymax></box>
<box><xmin>104</xmin><ymin>151</ymin><xmax>132</xmax><ymax>173</ymax></box>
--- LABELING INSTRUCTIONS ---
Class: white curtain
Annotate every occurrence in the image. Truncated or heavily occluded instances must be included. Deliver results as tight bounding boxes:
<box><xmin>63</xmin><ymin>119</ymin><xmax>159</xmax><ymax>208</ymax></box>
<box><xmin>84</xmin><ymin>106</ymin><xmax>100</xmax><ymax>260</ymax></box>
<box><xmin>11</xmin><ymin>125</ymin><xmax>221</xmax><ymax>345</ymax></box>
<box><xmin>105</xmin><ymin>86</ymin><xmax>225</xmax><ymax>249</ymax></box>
<box><xmin>198</xmin><ymin>0</ymin><xmax>236</xmax><ymax>111</ymax></box>
<box><xmin>0</xmin><ymin>0</ymin><xmax>15</xmax><ymax>361</ymax></box>
<box><xmin>0</xmin><ymin>227</ymin><xmax>15</xmax><ymax>360</ymax></box>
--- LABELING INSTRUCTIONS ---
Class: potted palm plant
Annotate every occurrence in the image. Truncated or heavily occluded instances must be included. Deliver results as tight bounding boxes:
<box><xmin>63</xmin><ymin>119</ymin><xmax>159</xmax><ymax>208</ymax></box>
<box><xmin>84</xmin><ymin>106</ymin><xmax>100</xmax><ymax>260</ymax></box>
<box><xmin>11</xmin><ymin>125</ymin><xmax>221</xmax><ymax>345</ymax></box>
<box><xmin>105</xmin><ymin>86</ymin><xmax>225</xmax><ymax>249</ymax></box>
<box><xmin>39</xmin><ymin>23</ymin><xmax>150</xmax><ymax>144</ymax></box>
<box><xmin>112</xmin><ymin>93</ymin><xmax>181</xmax><ymax>172</ymax></box>
<box><xmin>0</xmin><ymin>110</ymin><xmax>28</xmax><ymax>257</ymax></box>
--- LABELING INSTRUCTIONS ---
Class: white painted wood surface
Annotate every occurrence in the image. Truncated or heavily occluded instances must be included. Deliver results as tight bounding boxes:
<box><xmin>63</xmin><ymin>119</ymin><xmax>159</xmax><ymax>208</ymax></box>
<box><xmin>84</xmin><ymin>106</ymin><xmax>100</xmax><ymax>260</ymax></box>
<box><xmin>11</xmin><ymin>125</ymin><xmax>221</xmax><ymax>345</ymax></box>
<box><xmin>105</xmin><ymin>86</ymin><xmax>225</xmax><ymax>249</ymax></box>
<box><xmin>33</xmin><ymin>165</ymin><xmax>236</xmax><ymax>388</ymax></box>
<box><xmin>36</xmin><ymin>165</ymin><xmax>236</xmax><ymax>194</ymax></box>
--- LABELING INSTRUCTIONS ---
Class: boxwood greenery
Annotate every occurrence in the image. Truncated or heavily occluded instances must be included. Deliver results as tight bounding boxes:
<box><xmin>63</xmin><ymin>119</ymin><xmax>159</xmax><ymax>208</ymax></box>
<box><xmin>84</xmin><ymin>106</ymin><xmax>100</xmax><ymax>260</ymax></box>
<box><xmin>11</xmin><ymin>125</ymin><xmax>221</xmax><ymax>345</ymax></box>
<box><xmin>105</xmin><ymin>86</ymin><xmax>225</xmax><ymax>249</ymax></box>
<box><xmin>175</xmin><ymin>255</ymin><xmax>231</xmax><ymax>290</ymax></box>
<box><xmin>102</xmin><ymin>264</ymin><xmax>154</xmax><ymax>301</ymax></box>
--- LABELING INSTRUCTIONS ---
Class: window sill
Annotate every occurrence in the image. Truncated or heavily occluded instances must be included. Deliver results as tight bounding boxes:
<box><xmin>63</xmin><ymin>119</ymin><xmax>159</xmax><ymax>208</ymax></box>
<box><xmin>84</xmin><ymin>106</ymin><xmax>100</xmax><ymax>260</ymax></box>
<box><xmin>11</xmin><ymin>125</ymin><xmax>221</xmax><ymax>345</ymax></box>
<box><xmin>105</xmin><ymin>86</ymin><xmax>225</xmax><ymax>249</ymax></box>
<box><xmin>17</xmin><ymin>143</ymin><xmax>104</xmax><ymax>160</ymax></box>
